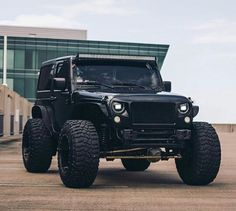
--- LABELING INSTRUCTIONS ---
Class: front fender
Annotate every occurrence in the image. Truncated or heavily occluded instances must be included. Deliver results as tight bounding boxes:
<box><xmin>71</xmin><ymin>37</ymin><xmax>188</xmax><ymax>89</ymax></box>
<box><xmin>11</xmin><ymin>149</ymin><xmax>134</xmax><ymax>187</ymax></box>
<box><xmin>192</xmin><ymin>105</ymin><xmax>199</xmax><ymax>118</ymax></box>
<box><xmin>97</xmin><ymin>102</ymin><xmax>110</xmax><ymax>117</ymax></box>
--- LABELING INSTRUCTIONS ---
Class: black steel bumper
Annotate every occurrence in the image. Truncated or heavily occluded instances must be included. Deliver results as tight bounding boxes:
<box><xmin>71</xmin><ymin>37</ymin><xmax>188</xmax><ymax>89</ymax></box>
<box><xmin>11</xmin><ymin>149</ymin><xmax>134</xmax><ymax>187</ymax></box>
<box><xmin>119</xmin><ymin>128</ymin><xmax>191</xmax><ymax>148</ymax></box>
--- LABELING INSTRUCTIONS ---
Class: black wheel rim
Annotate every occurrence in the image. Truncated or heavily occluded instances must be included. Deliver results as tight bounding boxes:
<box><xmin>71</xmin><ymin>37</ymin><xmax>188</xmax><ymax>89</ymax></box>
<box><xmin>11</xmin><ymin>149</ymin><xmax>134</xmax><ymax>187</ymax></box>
<box><xmin>23</xmin><ymin>147</ymin><xmax>29</xmax><ymax>161</ymax></box>
<box><xmin>59</xmin><ymin>135</ymin><xmax>70</xmax><ymax>174</ymax></box>
<box><xmin>22</xmin><ymin>130</ymin><xmax>30</xmax><ymax>162</ymax></box>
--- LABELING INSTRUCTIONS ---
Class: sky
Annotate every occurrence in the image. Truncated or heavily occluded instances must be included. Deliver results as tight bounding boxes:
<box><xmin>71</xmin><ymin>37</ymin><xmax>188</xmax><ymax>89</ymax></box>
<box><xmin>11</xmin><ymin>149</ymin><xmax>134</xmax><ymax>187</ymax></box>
<box><xmin>0</xmin><ymin>0</ymin><xmax>236</xmax><ymax>123</ymax></box>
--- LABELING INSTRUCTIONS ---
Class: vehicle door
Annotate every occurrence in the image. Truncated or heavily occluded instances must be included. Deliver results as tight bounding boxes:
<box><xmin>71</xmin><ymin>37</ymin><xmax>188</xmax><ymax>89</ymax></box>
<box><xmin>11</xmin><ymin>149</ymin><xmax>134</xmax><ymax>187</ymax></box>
<box><xmin>51</xmin><ymin>59</ymin><xmax>72</xmax><ymax>129</ymax></box>
<box><xmin>36</xmin><ymin>64</ymin><xmax>54</xmax><ymax>106</ymax></box>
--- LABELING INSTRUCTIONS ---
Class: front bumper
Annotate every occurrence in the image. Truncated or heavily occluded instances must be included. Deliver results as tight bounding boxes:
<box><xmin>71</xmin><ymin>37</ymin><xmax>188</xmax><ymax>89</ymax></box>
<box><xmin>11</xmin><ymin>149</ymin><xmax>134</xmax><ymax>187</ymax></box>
<box><xmin>118</xmin><ymin>127</ymin><xmax>191</xmax><ymax>148</ymax></box>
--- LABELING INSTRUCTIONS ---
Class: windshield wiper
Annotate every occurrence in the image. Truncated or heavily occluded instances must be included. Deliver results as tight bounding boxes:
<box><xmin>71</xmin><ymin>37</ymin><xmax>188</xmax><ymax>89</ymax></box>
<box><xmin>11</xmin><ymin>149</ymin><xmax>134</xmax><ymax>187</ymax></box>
<box><xmin>77</xmin><ymin>81</ymin><xmax>114</xmax><ymax>89</ymax></box>
<box><xmin>112</xmin><ymin>82</ymin><xmax>148</xmax><ymax>89</ymax></box>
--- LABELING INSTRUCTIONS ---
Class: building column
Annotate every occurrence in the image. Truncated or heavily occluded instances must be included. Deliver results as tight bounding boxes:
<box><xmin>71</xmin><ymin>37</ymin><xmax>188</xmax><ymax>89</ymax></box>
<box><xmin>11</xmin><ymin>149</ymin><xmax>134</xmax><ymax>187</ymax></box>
<box><xmin>3</xmin><ymin>35</ymin><xmax>7</xmax><ymax>86</ymax></box>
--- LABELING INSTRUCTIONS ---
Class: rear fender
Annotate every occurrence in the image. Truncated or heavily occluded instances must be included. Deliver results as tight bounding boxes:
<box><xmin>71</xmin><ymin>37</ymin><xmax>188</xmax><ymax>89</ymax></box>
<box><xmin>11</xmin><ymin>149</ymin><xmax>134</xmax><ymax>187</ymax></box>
<box><xmin>32</xmin><ymin>105</ymin><xmax>57</xmax><ymax>136</ymax></box>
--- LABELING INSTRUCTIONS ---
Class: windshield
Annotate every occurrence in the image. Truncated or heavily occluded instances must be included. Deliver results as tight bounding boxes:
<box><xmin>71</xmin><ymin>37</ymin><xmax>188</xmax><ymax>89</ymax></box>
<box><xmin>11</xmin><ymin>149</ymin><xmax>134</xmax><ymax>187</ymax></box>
<box><xmin>73</xmin><ymin>60</ymin><xmax>163</xmax><ymax>91</ymax></box>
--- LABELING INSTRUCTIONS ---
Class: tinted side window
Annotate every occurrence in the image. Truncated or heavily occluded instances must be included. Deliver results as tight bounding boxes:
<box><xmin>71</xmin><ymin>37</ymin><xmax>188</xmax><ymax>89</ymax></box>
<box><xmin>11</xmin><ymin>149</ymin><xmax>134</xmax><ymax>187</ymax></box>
<box><xmin>55</xmin><ymin>61</ymin><xmax>70</xmax><ymax>89</ymax></box>
<box><xmin>55</xmin><ymin>61</ymin><xmax>69</xmax><ymax>78</ymax></box>
<box><xmin>38</xmin><ymin>64</ymin><xmax>54</xmax><ymax>90</ymax></box>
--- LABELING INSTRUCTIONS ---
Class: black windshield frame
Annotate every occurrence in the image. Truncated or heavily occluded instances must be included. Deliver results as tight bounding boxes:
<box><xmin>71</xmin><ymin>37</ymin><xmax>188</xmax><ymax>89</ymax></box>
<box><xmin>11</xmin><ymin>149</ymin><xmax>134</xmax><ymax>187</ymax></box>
<box><xmin>73</xmin><ymin>59</ymin><xmax>164</xmax><ymax>91</ymax></box>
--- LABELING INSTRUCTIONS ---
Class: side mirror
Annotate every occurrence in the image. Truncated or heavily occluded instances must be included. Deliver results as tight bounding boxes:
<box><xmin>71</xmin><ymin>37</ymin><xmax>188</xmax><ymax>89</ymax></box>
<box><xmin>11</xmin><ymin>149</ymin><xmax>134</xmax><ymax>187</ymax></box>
<box><xmin>53</xmin><ymin>78</ymin><xmax>66</xmax><ymax>91</ymax></box>
<box><xmin>163</xmin><ymin>81</ymin><xmax>171</xmax><ymax>92</ymax></box>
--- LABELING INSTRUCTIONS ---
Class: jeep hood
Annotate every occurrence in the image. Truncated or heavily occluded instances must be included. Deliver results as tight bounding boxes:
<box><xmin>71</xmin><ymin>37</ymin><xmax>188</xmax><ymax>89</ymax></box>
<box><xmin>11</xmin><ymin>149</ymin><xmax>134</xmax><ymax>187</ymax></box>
<box><xmin>110</xmin><ymin>92</ymin><xmax>189</xmax><ymax>104</ymax></box>
<box><xmin>74</xmin><ymin>90</ymin><xmax>190</xmax><ymax>104</ymax></box>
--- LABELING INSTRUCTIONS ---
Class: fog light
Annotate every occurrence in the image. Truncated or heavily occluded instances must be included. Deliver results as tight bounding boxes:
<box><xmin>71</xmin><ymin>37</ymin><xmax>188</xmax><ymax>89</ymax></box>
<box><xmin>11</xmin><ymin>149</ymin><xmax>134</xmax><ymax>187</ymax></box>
<box><xmin>114</xmin><ymin>116</ymin><xmax>121</xmax><ymax>123</ymax></box>
<box><xmin>184</xmin><ymin>116</ymin><xmax>191</xmax><ymax>123</ymax></box>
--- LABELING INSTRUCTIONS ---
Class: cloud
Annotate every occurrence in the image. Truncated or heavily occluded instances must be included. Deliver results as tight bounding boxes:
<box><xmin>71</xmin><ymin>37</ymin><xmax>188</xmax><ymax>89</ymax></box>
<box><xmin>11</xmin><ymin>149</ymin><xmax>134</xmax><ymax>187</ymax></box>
<box><xmin>192</xmin><ymin>20</ymin><xmax>236</xmax><ymax>44</ymax></box>
<box><xmin>0</xmin><ymin>14</ymin><xmax>84</xmax><ymax>29</ymax></box>
<box><xmin>0</xmin><ymin>0</ymin><xmax>140</xmax><ymax>29</ymax></box>
<box><xmin>62</xmin><ymin>0</ymin><xmax>140</xmax><ymax>17</ymax></box>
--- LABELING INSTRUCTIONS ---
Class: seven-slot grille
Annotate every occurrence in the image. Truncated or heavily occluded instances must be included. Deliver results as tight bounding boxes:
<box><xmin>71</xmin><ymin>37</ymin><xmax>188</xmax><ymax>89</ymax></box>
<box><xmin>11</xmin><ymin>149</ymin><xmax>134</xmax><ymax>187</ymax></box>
<box><xmin>131</xmin><ymin>102</ymin><xmax>176</xmax><ymax>124</ymax></box>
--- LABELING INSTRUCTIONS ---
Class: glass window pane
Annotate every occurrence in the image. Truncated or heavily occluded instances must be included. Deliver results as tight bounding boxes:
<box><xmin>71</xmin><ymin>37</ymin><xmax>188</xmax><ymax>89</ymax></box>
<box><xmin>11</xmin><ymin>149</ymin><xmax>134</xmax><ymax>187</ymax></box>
<box><xmin>7</xmin><ymin>50</ymin><xmax>14</xmax><ymax>69</ymax></box>
<box><xmin>24</xmin><ymin>78</ymin><xmax>36</xmax><ymax>98</ymax></box>
<box><xmin>47</xmin><ymin>50</ymin><xmax>57</xmax><ymax>60</ymax></box>
<box><xmin>25</xmin><ymin>50</ymin><xmax>33</xmax><ymax>69</ymax></box>
<box><xmin>14</xmin><ymin>50</ymin><xmax>25</xmax><ymax>69</ymax></box>
<box><xmin>14</xmin><ymin>78</ymin><xmax>24</xmax><ymax>96</ymax></box>
<box><xmin>37</xmin><ymin>50</ymin><xmax>47</xmax><ymax>69</ymax></box>
<box><xmin>0</xmin><ymin>49</ymin><xmax>3</xmax><ymax>69</ymax></box>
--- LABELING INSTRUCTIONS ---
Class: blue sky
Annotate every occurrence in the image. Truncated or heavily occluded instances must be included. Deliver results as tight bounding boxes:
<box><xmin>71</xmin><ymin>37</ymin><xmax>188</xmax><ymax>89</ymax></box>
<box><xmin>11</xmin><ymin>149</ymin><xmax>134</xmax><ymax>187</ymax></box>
<box><xmin>1</xmin><ymin>0</ymin><xmax>236</xmax><ymax>123</ymax></box>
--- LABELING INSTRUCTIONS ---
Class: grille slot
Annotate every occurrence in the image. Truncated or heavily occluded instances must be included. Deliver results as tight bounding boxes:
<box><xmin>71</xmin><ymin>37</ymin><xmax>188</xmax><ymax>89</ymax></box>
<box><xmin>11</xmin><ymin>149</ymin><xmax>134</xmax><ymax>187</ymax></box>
<box><xmin>134</xmin><ymin>128</ymin><xmax>175</xmax><ymax>140</ymax></box>
<box><xmin>131</xmin><ymin>102</ymin><xmax>176</xmax><ymax>124</ymax></box>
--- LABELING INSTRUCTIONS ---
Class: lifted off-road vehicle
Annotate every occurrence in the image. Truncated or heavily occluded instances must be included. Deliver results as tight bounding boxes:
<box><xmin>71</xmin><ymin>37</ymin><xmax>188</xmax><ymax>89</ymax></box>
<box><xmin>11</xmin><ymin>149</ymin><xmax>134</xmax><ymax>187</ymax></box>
<box><xmin>22</xmin><ymin>49</ymin><xmax>221</xmax><ymax>188</ymax></box>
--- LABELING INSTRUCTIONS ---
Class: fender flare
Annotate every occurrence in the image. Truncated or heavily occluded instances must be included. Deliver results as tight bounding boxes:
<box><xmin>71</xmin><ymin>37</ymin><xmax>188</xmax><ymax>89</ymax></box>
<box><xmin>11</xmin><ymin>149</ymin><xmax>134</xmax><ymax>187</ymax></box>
<box><xmin>32</xmin><ymin>105</ymin><xmax>57</xmax><ymax>135</ymax></box>
<box><xmin>192</xmin><ymin>105</ymin><xmax>199</xmax><ymax>118</ymax></box>
<box><xmin>70</xmin><ymin>101</ymin><xmax>110</xmax><ymax>123</ymax></box>
<box><xmin>96</xmin><ymin>102</ymin><xmax>109</xmax><ymax>117</ymax></box>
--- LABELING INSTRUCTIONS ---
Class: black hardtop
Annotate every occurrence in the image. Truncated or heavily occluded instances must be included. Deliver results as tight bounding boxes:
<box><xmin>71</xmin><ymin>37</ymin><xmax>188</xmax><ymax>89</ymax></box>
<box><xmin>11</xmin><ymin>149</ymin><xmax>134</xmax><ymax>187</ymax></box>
<box><xmin>42</xmin><ymin>55</ymin><xmax>75</xmax><ymax>66</ymax></box>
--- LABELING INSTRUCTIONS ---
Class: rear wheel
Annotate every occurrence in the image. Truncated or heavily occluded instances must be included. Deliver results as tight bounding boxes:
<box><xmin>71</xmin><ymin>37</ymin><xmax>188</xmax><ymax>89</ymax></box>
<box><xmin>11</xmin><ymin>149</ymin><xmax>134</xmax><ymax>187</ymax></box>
<box><xmin>175</xmin><ymin>122</ymin><xmax>221</xmax><ymax>185</ymax></box>
<box><xmin>22</xmin><ymin>119</ymin><xmax>53</xmax><ymax>173</ymax></box>
<box><xmin>121</xmin><ymin>159</ymin><xmax>150</xmax><ymax>171</ymax></box>
<box><xmin>58</xmin><ymin>120</ymin><xmax>100</xmax><ymax>188</ymax></box>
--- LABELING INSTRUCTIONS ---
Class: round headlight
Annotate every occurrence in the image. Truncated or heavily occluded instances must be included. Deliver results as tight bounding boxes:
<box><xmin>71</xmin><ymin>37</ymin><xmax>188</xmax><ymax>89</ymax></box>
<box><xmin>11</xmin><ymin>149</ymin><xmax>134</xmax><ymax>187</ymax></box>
<box><xmin>112</xmin><ymin>102</ymin><xmax>125</xmax><ymax>113</ymax></box>
<box><xmin>178</xmin><ymin>103</ymin><xmax>189</xmax><ymax>114</ymax></box>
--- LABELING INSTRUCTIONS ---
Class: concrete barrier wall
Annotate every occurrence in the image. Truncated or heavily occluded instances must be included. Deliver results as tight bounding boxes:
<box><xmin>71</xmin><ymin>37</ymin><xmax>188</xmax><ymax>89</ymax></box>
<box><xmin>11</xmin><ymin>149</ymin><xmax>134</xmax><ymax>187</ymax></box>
<box><xmin>212</xmin><ymin>124</ymin><xmax>236</xmax><ymax>133</ymax></box>
<box><xmin>0</xmin><ymin>85</ymin><xmax>33</xmax><ymax>137</ymax></box>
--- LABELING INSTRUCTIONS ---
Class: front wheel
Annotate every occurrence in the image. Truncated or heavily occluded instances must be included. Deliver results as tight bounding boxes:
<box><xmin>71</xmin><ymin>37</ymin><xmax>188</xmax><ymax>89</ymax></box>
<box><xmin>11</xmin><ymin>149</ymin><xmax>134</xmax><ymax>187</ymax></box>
<box><xmin>175</xmin><ymin>122</ymin><xmax>221</xmax><ymax>186</ymax></box>
<box><xmin>58</xmin><ymin>120</ymin><xmax>100</xmax><ymax>188</ymax></box>
<box><xmin>121</xmin><ymin>159</ymin><xmax>150</xmax><ymax>171</ymax></box>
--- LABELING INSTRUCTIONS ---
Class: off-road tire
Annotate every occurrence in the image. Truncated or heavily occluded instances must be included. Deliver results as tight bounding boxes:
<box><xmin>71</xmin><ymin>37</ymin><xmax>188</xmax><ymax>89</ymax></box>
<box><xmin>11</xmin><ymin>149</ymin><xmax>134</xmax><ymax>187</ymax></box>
<box><xmin>58</xmin><ymin>120</ymin><xmax>100</xmax><ymax>188</ymax></box>
<box><xmin>121</xmin><ymin>159</ymin><xmax>150</xmax><ymax>171</ymax></box>
<box><xmin>175</xmin><ymin>122</ymin><xmax>221</xmax><ymax>185</ymax></box>
<box><xmin>22</xmin><ymin>119</ymin><xmax>53</xmax><ymax>173</ymax></box>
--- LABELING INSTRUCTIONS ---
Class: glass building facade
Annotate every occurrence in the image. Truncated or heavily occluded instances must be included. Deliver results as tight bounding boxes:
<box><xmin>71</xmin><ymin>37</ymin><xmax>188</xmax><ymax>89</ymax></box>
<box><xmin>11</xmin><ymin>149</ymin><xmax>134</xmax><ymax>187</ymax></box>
<box><xmin>0</xmin><ymin>36</ymin><xmax>168</xmax><ymax>101</ymax></box>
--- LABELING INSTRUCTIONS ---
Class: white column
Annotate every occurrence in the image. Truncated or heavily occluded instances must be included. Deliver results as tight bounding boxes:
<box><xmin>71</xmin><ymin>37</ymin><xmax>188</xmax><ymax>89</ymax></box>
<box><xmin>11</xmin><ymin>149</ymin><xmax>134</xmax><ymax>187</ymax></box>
<box><xmin>3</xmin><ymin>35</ymin><xmax>7</xmax><ymax>86</ymax></box>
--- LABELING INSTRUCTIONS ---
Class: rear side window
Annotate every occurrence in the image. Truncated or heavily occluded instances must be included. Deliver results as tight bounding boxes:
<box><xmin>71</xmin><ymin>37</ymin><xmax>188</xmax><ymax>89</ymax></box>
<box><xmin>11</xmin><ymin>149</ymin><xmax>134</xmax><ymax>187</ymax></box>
<box><xmin>38</xmin><ymin>64</ymin><xmax>54</xmax><ymax>90</ymax></box>
<box><xmin>55</xmin><ymin>61</ymin><xmax>70</xmax><ymax>89</ymax></box>
<box><xmin>55</xmin><ymin>61</ymin><xmax>69</xmax><ymax>78</ymax></box>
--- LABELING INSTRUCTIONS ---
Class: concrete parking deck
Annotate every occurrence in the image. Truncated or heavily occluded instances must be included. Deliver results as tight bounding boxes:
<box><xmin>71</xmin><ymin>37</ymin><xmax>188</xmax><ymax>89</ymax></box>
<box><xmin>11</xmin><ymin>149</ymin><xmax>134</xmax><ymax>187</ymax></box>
<box><xmin>0</xmin><ymin>133</ymin><xmax>235</xmax><ymax>211</ymax></box>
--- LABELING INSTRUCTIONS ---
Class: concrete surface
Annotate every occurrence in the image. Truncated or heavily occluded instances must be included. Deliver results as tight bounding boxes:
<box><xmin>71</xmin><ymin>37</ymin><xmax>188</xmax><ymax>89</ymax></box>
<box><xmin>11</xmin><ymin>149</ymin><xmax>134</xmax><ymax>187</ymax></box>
<box><xmin>0</xmin><ymin>133</ymin><xmax>235</xmax><ymax>211</ymax></box>
<box><xmin>0</xmin><ymin>134</ymin><xmax>21</xmax><ymax>144</ymax></box>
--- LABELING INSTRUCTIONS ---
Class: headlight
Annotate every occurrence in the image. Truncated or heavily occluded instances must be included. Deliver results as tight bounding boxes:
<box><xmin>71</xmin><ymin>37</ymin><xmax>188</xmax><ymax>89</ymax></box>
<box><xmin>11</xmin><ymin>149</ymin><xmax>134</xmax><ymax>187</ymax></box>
<box><xmin>112</xmin><ymin>102</ymin><xmax>125</xmax><ymax>113</ymax></box>
<box><xmin>178</xmin><ymin>103</ymin><xmax>189</xmax><ymax>114</ymax></box>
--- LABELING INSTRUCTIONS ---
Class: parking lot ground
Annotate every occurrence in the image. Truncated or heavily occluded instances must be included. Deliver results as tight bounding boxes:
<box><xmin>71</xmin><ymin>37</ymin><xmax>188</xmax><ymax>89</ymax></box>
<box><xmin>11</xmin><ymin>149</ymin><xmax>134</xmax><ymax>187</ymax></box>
<box><xmin>0</xmin><ymin>133</ymin><xmax>236</xmax><ymax>211</ymax></box>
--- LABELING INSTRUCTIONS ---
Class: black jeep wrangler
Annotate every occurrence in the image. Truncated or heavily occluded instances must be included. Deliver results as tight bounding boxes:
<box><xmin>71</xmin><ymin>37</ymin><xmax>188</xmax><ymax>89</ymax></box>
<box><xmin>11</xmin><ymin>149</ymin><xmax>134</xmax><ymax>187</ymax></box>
<box><xmin>22</xmin><ymin>53</ymin><xmax>221</xmax><ymax>188</ymax></box>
